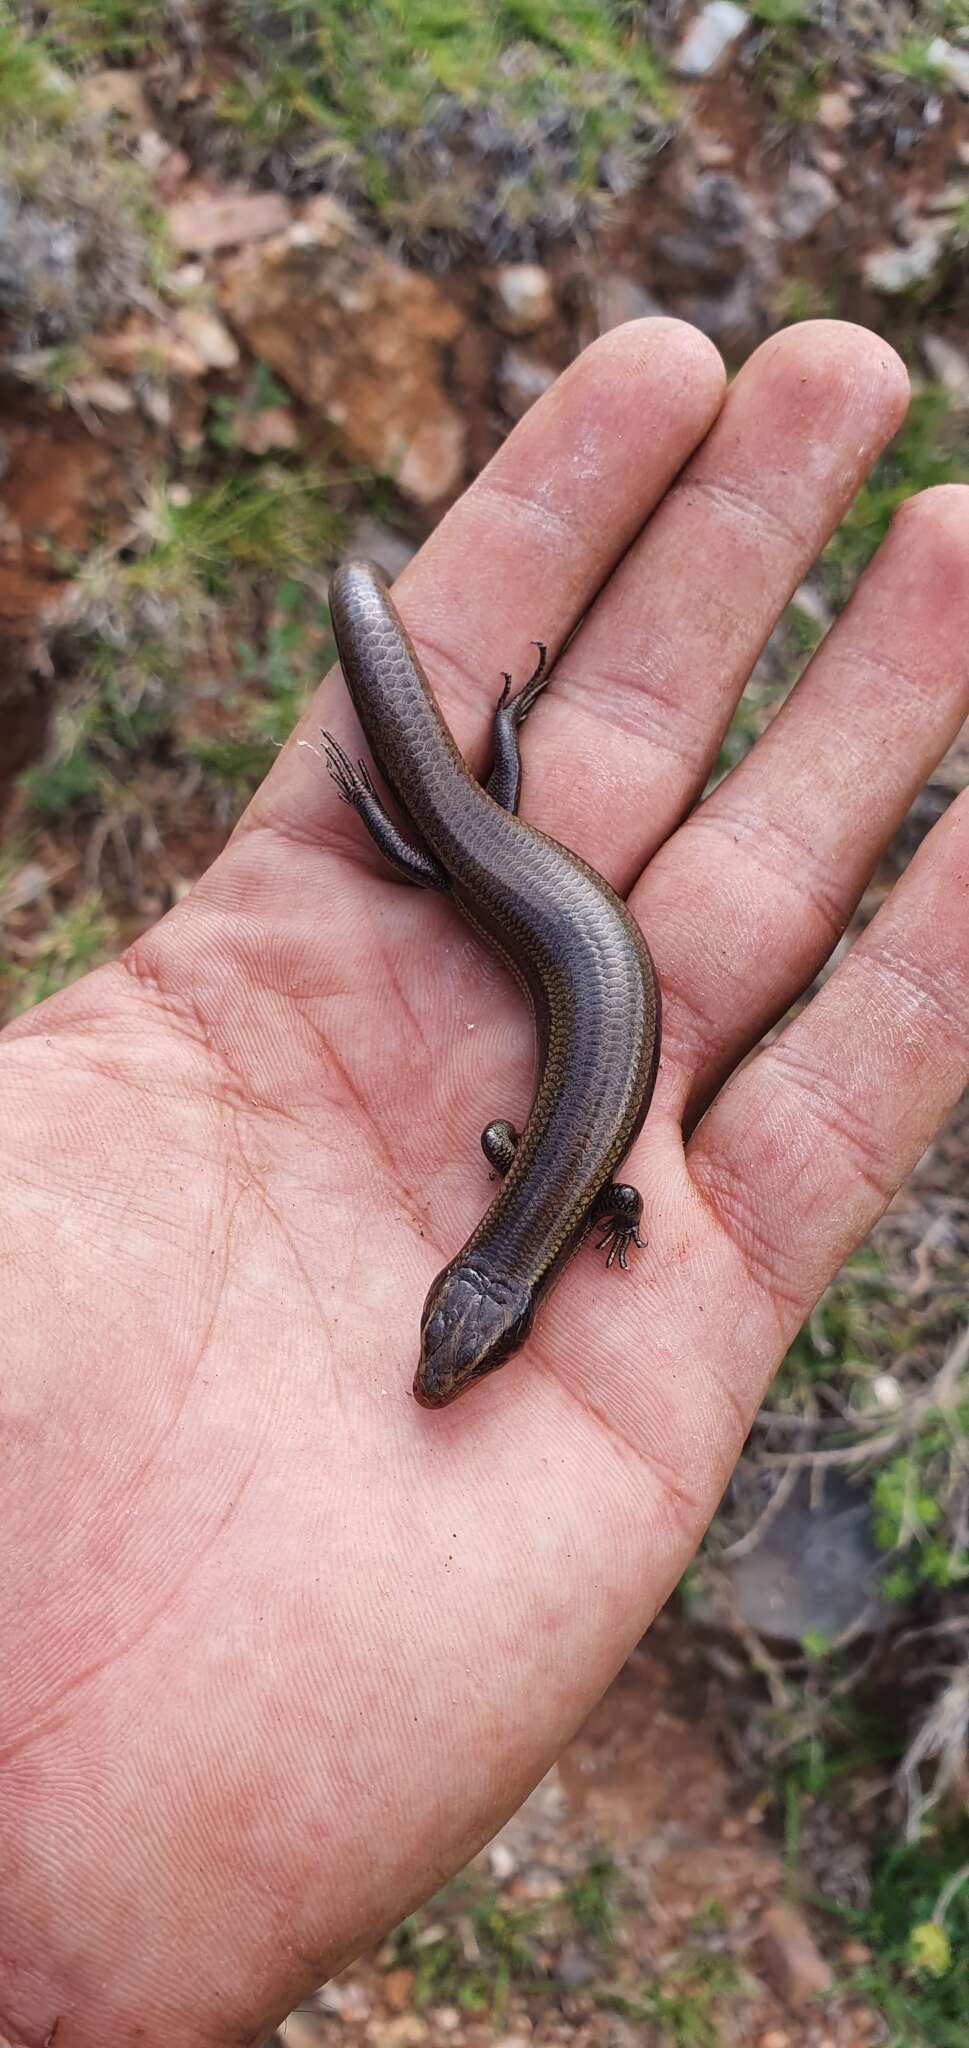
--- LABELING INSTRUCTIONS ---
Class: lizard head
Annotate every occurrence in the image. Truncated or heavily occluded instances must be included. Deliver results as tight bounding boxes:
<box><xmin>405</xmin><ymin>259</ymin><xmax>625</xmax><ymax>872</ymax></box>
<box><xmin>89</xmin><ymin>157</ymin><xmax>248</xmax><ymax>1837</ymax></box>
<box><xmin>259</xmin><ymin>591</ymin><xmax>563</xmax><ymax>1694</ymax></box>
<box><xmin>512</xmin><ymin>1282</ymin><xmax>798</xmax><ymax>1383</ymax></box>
<box><xmin>414</xmin><ymin>1260</ymin><xmax>534</xmax><ymax>1408</ymax></box>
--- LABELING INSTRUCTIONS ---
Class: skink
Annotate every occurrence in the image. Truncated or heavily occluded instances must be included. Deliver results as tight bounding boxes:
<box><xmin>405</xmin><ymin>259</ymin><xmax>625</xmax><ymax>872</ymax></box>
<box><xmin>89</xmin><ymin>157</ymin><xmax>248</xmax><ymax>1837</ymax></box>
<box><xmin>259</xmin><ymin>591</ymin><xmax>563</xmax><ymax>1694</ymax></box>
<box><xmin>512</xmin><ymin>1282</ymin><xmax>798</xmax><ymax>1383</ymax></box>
<box><xmin>324</xmin><ymin>560</ymin><xmax>661</xmax><ymax>1408</ymax></box>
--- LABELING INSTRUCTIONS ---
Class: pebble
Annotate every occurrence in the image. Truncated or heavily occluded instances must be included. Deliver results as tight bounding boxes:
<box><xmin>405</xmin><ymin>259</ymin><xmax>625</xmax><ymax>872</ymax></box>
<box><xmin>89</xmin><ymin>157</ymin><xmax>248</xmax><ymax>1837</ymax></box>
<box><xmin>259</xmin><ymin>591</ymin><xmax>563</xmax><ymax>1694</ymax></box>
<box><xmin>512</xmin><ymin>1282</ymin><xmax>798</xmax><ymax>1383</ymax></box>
<box><xmin>497</xmin><ymin>346</ymin><xmax>556</xmax><ymax>420</ymax></box>
<box><xmin>757</xmin><ymin>1902</ymin><xmax>834</xmax><ymax>2008</ymax></box>
<box><xmin>673</xmin><ymin>2</ymin><xmax>749</xmax><ymax>78</ymax></box>
<box><xmin>863</xmin><ymin>230</ymin><xmax>946</xmax><ymax>293</ymax></box>
<box><xmin>927</xmin><ymin>36</ymin><xmax>969</xmax><ymax>94</ymax></box>
<box><xmin>775</xmin><ymin>165</ymin><xmax>838</xmax><ymax>241</ymax></box>
<box><xmin>488</xmin><ymin>263</ymin><xmax>554</xmax><ymax>335</ymax></box>
<box><xmin>922</xmin><ymin>332</ymin><xmax>969</xmax><ymax>405</ymax></box>
<box><xmin>488</xmin><ymin>1841</ymin><xmax>518</xmax><ymax>1882</ymax></box>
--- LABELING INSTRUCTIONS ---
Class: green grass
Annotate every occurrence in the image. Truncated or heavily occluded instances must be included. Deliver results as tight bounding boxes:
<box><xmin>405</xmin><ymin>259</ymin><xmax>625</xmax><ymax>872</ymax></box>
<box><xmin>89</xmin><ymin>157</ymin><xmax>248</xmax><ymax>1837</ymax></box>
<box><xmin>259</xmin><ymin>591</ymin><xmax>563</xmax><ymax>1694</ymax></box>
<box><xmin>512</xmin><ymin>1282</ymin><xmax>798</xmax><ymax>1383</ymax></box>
<box><xmin>216</xmin><ymin>0</ymin><xmax>669</xmax><ymax>221</ymax></box>
<box><xmin>824</xmin><ymin>387</ymin><xmax>969</xmax><ymax>602</ymax></box>
<box><xmin>827</xmin><ymin>1825</ymin><xmax>969</xmax><ymax>2048</ymax></box>
<box><xmin>383</xmin><ymin>1864</ymin><xmax>743</xmax><ymax>2043</ymax></box>
<box><xmin>42</xmin><ymin>0</ymin><xmax>174</xmax><ymax>65</ymax></box>
<box><xmin>876</xmin><ymin>35</ymin><xmax>950</xmax><ymax>86</ymax></box>
<box><xmin>0</xmin><ymin>893</ymin><xmax>117</xmax><ymax>1013</ymax></box>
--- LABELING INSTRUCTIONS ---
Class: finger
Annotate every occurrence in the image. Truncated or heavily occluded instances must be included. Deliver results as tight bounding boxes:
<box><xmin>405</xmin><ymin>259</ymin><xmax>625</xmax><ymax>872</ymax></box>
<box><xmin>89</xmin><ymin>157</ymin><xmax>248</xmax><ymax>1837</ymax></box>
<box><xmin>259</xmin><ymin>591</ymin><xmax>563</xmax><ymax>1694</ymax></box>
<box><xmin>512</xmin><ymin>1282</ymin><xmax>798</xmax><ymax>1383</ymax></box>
<box><xmin>520</xmin><ymin>321</ymin><xmax>910</xmax><ymax>882</ymax></box>
<box><xmin>636</xmin><ymin>483</ymin><xmax>969</xmax><ymax>1122</ymax></box>
<box><xmin>688</xmin><ymin>785</ymin><xmax>969</xmax><ymax>1346</ymax></box>
<box><xmin>243</xmin><ymin>317</ymin><xmax>725</xmax><ymax>851</ymax></box>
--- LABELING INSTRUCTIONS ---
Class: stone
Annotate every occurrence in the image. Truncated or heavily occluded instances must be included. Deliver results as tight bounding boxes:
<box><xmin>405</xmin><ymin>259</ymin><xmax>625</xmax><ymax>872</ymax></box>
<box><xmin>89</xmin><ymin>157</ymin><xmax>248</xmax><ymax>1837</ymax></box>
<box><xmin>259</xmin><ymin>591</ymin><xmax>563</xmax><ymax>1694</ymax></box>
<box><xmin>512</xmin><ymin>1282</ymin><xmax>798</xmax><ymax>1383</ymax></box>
<box><xmin>488</xmin><ymin>262</ymin><xmax>554</xmax><ymax>335</ymax></box>
<box><xmin>927</xmin><ymin>36</ymin><xmax>969</xmax><ymax>95</ymax></box>
<box><xmin>863</xmin><ymin>229</ymin><xmax>947</xmax><ymax>293</ymax></box>
<box><xmin>497</xmin><ymin>347</ymin><xmax>556</xmax><ymax>420</ymax></box>
<box><xmin>171</xmin><ymin>304</ymin><xmax>239</xmax><ymax>369</ymax></box>
<box><xmin>925</xmin><ymin>180</ymin><xmax>969</xmax><ymax>213</ymax></box>
<box><xmin>219</xmin><ymin>209</ymin><xmax>465</xmax><ymax>504</ymax></box>
<box><xmin>487</xmin><ymin>1840</ymin><xmax>517</xmax><ymax>1881</ymax></box>
<box><xmin>921</xmin><ymin>332</ymin><xmax>969</xmax><ymax>405</ymax></box>
<box><xmin>757</xmin><ymin>1902</ymin><xmax>834</xmax><ymax>2008</ymax></box>
<box><xmin>65</xmin><ymin>372</ymin><xmax>134</xmax><ymax>414</ymax></box>
<box><xmin>673</xmin><ymin>2</ymin><xmax>749</xmax><ymax>78</ymax></box>
<box><xmin>166</xmin><ymin>189</ymin><xmax>291</xmax><ymax>254</ymax></box>
<box><xmin>818</xmin><ymin>89</ymin><xmax>854</xmax><ymax>131</ymax></box>
<box><xmin>775</xmin><ymin>165</ymin><xmax>838</xmax><ymax>240</ymax></box>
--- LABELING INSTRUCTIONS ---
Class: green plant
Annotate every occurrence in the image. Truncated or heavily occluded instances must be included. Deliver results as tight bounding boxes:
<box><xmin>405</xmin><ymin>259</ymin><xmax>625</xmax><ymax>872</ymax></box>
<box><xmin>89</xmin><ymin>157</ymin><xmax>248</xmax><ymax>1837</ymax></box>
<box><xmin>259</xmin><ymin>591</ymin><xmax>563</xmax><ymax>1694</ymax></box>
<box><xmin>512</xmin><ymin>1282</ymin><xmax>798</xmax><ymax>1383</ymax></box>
<box><xmin>3</xmin><ymin>894</ymin><xmax>117</xmax><ymax>1014</ymax></box>
<box><xmin>829</xmin><ymin>1824</ymin><xmax>969</xmax><ymax>2047</ymax></box>
<box><xmin>216</xmin><ymin>0</ymin><xmax>669</xmax><ymax>228</ymax></box>
<box><xmin>825</xmin><ymin>387</ymin><xmax>969</xmax><ymax>602</ymax></box>
<box><xmin>594</xmin><ymin>1943</ymin><xmax>743</xmax><ymax>2047</ymax></box>
<box><xmin>42</xmin><ymin>0</ymin><xmax>174</xmax><ymax>64</ymax></box>
<box><xmin>876</xmin><ymin>36</ymin><xmax>949</xmax><ymax>86</ymax></box>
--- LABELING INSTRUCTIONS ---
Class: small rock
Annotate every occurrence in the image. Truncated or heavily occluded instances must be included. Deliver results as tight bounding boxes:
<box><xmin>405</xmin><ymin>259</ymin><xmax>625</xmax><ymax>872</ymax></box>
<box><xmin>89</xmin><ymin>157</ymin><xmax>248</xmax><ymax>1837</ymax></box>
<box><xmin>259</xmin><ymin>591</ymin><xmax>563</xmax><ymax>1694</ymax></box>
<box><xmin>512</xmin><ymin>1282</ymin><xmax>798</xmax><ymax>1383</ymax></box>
<box><xmin>171</xmin><ymin>304</ymin><xmax>239</xmax><ymax>369</ymax></box>
<box><xmin>775</xmin><ymin>165</ymin><xmax>838</xmax><ymax>241</ymax></box>
<box><xmin>673</xmin><ymin>2</ymin><xmax>749</xmax><ymax>78</ymax></box>
<box><xmin>497</xmin><ymin>346</ymin><xmax>556</xmax><ymax>420</ymax></box>
<box><xmin>382</xmin><ymin>1968</ymin><xmax>414</xmax><ymax>2013</ymax></box>
<box><xmin>925</xmin><ymin>180</ymin><xmax>969</xmax><ymax>214</ymax></box>
<box><xmin>596</xmin><ymin>274</ymin><xmax>668</xmax><ymax>330</ymax></box>
<box><xmin>167</xmin><ymin>189</ymin><xmax>291</xmax><ymax>254</ymax></box>
<box><xmin>428</xmin><ymin>2010</ymin><xmax>461</xmax><ymax>2035</ymax></box>
<box><xmin>233</xmin><ymin>404</ymin><xmax>300</xmax><ymax>454</ymax></box>
<box><xmin>870</xmin><ymin>1372</ymin><xmax>904</xmax><ymax>1411</ymax></box>
<box><xmin>219</xmin><ymin>210</ymin><xmax>465</xmax><ymax>503</ymax></box>
<box><xmin>863</xmin><ymin>229</ymin><xmax>947</xmax><ymax>294</ymax></box>
<box><xmin>488</xmin><ymin>263</ymin><xmax>555</xmax><ymax>335</ymax></box>
<box><xmin>791</xmin><ymin>579</ymin><xmax>831</xmax><ymax>632</ymax></box>
<box><xmin>136</xmin><ymin>129</ymin><xmax>170</xmax><ymax>172</ymax></box>
<box><xmin>66</xmin><ymin>372</ymin><xmax>135</xmax><ymax>414</ymax></box>
<box><xmin>817</xmin><ymin>89</ymin><xmax>854</xmax><ymax>131</ymax></box>
<box><xmin>488</xmin><ymin>1841</ymin><xmax>518</xmax><ymax>1882</ymax></box>
<box><xmin>0</xmin><ymin>862</ymin><xmax>50</xmax><ymax>913</ymax></box>
<box><xmin>921</xmin><ymin>332</ymin><xmax>969</xmax><ymax>405</ymax></box>
<box><xmin>757</xmin><ymin>1903</ymin><xmax>834</xmax><ymax>2009</ymax></box>
<box><xmin>693</xmin><ymin>130</ymin><xmax>736</xmax><ymax>166</ymax></box>
<box><xmin>927</xmin><ymin>36</ymin><xmax>969</xmax><ymax>94</ymax></box>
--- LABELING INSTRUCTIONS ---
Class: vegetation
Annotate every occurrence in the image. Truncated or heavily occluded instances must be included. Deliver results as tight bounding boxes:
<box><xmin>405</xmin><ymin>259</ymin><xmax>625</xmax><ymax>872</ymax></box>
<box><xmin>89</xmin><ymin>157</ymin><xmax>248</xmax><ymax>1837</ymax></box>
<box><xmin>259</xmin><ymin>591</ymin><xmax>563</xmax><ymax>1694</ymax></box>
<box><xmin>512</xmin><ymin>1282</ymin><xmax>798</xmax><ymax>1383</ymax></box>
<box><xmin>384</xmin><ymin>1869</ymin><xmax>744</xmax><ymax>2043</ymax></box>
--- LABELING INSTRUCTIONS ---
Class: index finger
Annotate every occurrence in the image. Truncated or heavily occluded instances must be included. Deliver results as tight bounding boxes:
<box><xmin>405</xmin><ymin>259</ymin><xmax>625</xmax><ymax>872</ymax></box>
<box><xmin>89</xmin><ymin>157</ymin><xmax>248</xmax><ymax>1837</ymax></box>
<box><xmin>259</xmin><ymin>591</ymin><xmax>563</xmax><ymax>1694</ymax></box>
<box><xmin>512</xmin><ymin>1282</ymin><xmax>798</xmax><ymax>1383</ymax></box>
<box><xmin>242</xmin><ymin>318</ymin><xmax>725</xmax><ymax>849</ymax></box>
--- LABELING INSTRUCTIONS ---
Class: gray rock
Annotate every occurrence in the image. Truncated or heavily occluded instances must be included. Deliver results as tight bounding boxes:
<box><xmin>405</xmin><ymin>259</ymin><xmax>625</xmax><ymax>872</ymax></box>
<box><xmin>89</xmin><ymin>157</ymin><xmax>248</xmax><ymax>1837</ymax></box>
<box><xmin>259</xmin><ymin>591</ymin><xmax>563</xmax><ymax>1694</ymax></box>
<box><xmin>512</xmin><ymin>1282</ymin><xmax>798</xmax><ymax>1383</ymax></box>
<box><xmin>673</xmin><ymin>2</ymin><xmax>749</xmax><ymax>78</ymax></box>
<box><xmin>497</xmin><ymin>347</ymin><xmax>556</xmax><ymax>421</ymax></box>
<box><xmin>775</xmin><ymin>164</ymin><xmax>839</xmax><ymax>241</ymax></box>
<box><xmin>921</xmin><ymin>332</ymin><xmax>969</xmax><ymax>405</ymax></box>
<box><xmin>727</xmin><ymin>1472</ymin><xmax>894</xmax><ymax>1642</ymax></box>
<box><xmin>927</xmin><ymin>35</ymin><xmax>969</xmax><ymax>95</ymax></box>
<box><xmin>488</xmin><ymin>262</ymin><xmax>554</xmax><ymax>335</ymax></box>
<box><xmin>864</xmin><ymin>228</ymin><xmax>947</xmax><ymax>293</ymax></box>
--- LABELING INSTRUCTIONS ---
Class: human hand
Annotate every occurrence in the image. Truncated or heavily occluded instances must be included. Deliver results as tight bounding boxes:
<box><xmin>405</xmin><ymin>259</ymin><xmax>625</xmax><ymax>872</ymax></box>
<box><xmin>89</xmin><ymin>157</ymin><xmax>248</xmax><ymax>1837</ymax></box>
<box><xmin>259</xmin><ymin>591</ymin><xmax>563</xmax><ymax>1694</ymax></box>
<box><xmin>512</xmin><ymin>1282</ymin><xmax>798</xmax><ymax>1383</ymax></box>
<box><xmin>3</xmin><ymin>319</ymin><xmax>968</xmax><ymax>2048</ymax></box>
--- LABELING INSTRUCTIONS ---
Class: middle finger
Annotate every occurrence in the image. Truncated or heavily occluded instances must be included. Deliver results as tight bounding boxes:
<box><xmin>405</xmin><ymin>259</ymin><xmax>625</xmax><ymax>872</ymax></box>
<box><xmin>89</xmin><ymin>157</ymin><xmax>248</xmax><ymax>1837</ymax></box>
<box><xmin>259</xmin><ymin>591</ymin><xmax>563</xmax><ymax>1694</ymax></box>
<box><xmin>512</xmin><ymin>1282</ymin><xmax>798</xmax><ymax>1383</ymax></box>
<box><xmin>523</xmin><ymin>321</ymin><xmax>909</xmax><ymax>886</ymax></box>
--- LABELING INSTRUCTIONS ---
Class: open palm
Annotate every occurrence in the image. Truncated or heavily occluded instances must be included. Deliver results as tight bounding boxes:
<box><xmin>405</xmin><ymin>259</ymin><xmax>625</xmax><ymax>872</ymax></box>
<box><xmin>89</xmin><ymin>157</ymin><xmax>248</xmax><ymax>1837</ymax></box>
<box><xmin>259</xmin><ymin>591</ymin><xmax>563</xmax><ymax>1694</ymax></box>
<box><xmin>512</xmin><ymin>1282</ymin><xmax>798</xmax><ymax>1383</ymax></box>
<box><xmin>3</xmin><ymin>319</ymin><xmax>969</xmax><ymax>2048</ymax></box>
